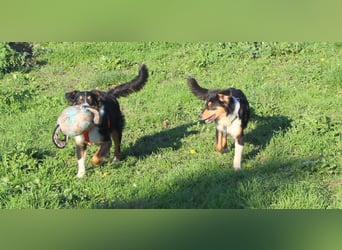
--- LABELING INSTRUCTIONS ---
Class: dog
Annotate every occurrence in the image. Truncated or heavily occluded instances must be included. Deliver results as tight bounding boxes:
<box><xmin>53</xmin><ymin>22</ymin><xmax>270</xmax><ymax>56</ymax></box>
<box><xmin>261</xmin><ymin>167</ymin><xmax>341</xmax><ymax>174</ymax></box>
<box><xmin>187</xmin><ymin>76</ymin><xmax>250</xmax><ymax>170</ymax></box>
<box><xmin>53</xmin><ymin>64</ymin><xmax>148</xmax><ymax>178</ymax></box>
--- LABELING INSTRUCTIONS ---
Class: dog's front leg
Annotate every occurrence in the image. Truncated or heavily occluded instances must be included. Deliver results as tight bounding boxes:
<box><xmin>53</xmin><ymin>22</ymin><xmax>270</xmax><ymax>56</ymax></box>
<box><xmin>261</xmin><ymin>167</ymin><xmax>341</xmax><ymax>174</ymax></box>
<box><xmin>76</xmin><ymin>144</ymin><xmax>87</xmax><ymax>178</ymax></box>
<box><xmin>215</xmin><ymin>129</ymin><xmax>228</xmax><ymax>153</ymax></box>
<box><xmin>221</xmin><ymin>133</ymin><xmax>228</xmax><ymax>153</ymax></box>
<box><xmin>92</xmin><ymin>140</ymin><xmax>111</xmax><ymax>165</ymax></box>
<box><xmin>215</xmin><ymin>129</ymin><xmax>223</xmax><ymax>152</ymax></box>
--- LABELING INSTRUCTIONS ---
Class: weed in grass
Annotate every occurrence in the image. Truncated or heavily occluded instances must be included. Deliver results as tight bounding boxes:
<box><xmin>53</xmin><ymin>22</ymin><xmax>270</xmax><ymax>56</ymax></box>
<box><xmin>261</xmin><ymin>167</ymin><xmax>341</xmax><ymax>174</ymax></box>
<box><xmin>0</xmin><ymin>42</ymin><xmax>30</xmax><ymax>78</ymax></box>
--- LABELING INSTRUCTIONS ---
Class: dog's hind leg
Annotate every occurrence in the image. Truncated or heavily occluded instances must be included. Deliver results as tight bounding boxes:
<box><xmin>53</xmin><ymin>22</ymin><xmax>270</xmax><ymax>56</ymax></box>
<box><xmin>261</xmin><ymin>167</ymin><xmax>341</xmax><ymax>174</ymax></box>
<box><xmin>233</xmin><ymin>134</ymin><xmax>244</xmax><ymax>170</ymax></box>
<box><xmin>76</xmin><ymin>144</ymin><xmax>87</xmax><ymax>178</ymax></box>
<box><xmin>111</xmin><ymin>130</ymin><xmax>122</xmax><ymax>162</ymax></box>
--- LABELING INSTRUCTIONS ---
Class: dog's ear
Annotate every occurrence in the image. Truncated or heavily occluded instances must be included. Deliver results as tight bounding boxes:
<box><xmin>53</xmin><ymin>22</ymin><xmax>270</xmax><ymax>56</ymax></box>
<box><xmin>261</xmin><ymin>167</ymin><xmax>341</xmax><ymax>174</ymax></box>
<box><xmin>65</xmin><ymin>90</ymin><xmax>79</xmax><ymax>103</ymax></box>
<box><xmin>91</xmin><ymin>90</ymin><xmax>106</xmax><ymax>101</ymax></box>
<box><xmin>217</xmin><ymin>90</ymin><xmax>232</xmax><ymax>104</ymax></box>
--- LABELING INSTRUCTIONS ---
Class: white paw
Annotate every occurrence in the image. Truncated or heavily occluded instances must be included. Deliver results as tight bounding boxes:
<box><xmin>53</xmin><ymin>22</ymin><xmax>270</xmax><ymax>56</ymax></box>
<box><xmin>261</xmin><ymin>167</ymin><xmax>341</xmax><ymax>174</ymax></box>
<box><xmin>76</xmin><ymin>171</ymin><xmax>85</xmax><ymax>178</ymax></box>
<box><xmin>233</xmin><ymin>163</ymin><xmax>241</xmax><ymax>171</ymax></box>
<box><xmin>233</xmin><ymin>160</ymin><xmax>241</xmax><ymax>170</ymax></box>
<box><xmin>112</xmin><ymin>157</ymin><xmax>120</xmax><ymax>162</ymax></box>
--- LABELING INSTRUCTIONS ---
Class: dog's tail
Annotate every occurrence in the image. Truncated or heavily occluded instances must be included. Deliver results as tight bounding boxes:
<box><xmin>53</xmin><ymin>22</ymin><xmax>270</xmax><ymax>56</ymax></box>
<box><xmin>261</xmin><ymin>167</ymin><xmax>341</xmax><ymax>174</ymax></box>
<box><xmin>109</xmin><ymin>64</ymin><xmax>149</xmax><ymax>98</ymax></box>
<box><xmin>187</xmin><ymin>77</ymin><xmax>209</xmax><ymax>100</ymax></box>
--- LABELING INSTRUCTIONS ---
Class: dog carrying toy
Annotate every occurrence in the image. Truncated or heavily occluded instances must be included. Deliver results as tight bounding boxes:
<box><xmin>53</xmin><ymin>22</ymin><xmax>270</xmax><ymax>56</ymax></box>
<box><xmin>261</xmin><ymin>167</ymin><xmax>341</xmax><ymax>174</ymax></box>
<box><xmin>57</xmin><ymin>106</ymin><xmax>94</xmax><ymax>137</ymax></box>
<box><xmin>52</xmin><ymin>105</ymin><xmax>99</xmax><ymax>149</ymax></box>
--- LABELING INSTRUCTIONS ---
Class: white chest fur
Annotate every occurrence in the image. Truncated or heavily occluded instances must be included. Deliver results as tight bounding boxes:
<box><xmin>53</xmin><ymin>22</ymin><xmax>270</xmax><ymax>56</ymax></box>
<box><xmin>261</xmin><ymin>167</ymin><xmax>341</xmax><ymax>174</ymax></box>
<box><xmin>74</xmin><ymin>126</ymin><xmax>104</xmax><ymax>145</ymax></box>
<box><xmin>216</xmin><ymin>116</ymin><xmax>242</xmax><ymax>137</ymax></box>
<box><xmin>215</xmin><ymin>97</ymin><xmax>242</xmax><ymax>138</ymax></box>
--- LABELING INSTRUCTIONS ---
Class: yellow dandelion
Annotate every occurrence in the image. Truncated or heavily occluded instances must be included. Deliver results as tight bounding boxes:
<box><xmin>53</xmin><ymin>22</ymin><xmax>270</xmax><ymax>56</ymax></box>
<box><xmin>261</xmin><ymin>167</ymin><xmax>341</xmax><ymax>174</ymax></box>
<box><xmin>190</xmin><ymin>149</ymin><xmax>196</xmax><ymax>154</ymax></box>
<box><xmin>102</xmin><ymin>171</ymin><xmax>110</xmax><ymax>177</ymax></box>
<box><xmin>245</xmin><ymin>162</ymin><xmax>252</xmax><ymax>168</ymax></box>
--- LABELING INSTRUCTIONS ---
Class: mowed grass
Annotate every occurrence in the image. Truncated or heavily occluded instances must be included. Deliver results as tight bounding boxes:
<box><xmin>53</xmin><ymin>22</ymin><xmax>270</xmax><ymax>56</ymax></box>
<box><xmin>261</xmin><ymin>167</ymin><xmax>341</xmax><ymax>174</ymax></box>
<box><xmin>0</xmin><ymin>42</ymin><xmax>341</xmax><ymax>208</ymax></box>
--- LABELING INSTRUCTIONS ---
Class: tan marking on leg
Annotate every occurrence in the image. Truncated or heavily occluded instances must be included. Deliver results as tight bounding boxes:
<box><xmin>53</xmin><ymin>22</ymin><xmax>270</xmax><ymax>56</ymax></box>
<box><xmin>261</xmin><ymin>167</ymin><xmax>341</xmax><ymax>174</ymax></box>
<box><xmin>215</xmin><ymin>130</ymin><xmax>223</xmax><ymax>152</ymax></box>
<box><xmin>221</xmin><ymin>134</ymin><xmax>228</xmax><ymax>153</ymax></box>
<box><xmin>92</xmin><ymin>147</ymin><xmax>102</xmax><ymax>165</ymax></box>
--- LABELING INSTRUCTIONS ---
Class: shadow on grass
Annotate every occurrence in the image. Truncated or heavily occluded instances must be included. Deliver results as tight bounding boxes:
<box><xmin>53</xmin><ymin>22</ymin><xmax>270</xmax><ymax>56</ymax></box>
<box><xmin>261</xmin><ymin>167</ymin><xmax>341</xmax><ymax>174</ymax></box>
<box><xmin>92</xmin><ymin>114</ymin><xmax>303</xmax><ymax>209</ymax></box>
<box><xmin>92</xmin><ymin>156</ymin><xmax>326</xmax><ymax>209</ymax></box>
<box><xmin>123</xmin><ymin>122</ymin><xmax>198</xmax><ymax>158</ymax></box>
<box><xmin>8</xmin><ymin>42</ymin><xmax>48</xmax><ymax>73</ymax></box>
<box><xmin>245</xmin><ymin>110</ymin><xmax>292</xmax><ymax>160</ymax></box>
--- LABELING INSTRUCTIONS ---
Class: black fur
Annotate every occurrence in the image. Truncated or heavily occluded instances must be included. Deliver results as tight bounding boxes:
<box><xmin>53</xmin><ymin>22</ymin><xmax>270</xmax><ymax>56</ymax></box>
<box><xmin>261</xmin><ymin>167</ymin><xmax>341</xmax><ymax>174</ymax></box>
<box><xmin>188</xmin><ymin>77</ymin><xmax>250</xmax><ymax>128</ymax></box>
<box><xmin>53</xmin><ymin>64</ymin><xmax>148</xmax><ymax>177</ymax></box>
<box><xmin>187</xmin><ymin>76</ymin><xmax>250</xmax><ymax>170</ymax></box>
<box><xmin>187</xmin><ymin>77</ymin><xmax>209</xmax><ymax>100</ymax></box>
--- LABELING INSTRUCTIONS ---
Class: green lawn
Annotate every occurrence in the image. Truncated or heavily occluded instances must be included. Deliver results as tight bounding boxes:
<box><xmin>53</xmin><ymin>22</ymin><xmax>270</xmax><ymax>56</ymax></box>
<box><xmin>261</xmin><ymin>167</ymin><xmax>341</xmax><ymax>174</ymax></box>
<box><xmin>0</xmin><ymin>42</ymin><xmax>341</xmax><ymax>208</ymax></box>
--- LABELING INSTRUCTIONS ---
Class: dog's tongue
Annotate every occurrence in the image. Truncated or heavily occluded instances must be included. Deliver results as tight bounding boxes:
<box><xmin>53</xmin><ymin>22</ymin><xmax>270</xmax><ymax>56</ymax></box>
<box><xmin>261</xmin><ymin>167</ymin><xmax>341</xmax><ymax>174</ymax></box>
<box><xmin>204</xmin><ymin>115</ymin><xmax>215</xmax><ymax>124</ymax></box>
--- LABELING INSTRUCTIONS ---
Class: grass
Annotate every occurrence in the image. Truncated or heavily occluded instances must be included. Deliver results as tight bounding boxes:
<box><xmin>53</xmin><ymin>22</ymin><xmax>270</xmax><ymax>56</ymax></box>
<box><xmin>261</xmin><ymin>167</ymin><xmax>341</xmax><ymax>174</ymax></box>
<box><xmin>0</xmin><ymin>42</ymin><xmax>341</xmax><ymax>208</ymax></box>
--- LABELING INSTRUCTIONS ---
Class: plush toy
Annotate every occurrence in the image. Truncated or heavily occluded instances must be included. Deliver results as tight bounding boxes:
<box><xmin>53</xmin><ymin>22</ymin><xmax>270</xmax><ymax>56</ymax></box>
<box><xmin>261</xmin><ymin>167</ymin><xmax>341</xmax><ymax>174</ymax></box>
<box><xmin>57</xmin><ymin>105</ymin><xmax>95</xmax><ymax>137</ymax></box>
<box><xmin>52</xmin><ymin>105</ymin><xmax>100</xmax><ymax>149</ymax></box>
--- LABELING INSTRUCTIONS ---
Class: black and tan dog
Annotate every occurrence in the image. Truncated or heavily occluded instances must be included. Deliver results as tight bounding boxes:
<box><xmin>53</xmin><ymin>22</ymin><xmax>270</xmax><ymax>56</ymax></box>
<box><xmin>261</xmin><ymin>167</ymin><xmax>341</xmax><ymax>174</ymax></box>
<box><xmin>187</xmin><ymin>77</ymin><xmax>250</xmax><ymax>170</ymax></box>
<box><xmin>53</xmin><ymin>64</ymin><xmax>148</xmax><ymax>177</ymax></box>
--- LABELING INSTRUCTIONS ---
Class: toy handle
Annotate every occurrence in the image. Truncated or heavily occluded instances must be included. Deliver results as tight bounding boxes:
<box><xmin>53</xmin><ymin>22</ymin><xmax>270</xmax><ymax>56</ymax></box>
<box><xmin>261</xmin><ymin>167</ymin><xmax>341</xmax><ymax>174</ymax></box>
<box><xmin>52</xmin><ymin>124</ymin><xmax>69</xmax><ymax>149</ymax></box>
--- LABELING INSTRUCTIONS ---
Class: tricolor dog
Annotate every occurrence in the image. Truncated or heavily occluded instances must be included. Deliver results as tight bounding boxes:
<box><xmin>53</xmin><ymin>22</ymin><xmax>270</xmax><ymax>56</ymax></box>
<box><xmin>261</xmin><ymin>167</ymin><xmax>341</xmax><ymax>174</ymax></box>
<box><xmin>53</xmin><ymin>64</ymin><xmax>148</xmax><ymax>177</ymax></box>
<box><xmin>187</xmin><ymin>77</ymin><xmax>250</xmax><ymax>170</ymax></box>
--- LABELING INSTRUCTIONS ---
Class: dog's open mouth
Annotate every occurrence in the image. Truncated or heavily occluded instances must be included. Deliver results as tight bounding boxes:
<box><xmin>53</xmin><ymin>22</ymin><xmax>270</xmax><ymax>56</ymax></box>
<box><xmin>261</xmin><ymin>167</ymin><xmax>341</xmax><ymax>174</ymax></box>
<box><xmin>203</xmin><ymin>114</ymin><xmax>216</xmax><ymax>124</ymax></box>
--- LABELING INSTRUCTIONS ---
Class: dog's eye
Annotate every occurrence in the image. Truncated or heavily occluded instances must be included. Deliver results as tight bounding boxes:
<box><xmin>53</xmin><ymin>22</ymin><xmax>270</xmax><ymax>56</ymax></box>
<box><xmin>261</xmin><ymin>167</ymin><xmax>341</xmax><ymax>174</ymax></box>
<box><xmin>206</xmin><ymin>101</ymin><xmax>216</xmax><ymax>110</ymax></box>
<box><xmin>206</xmin><ymin>101</ymin><xmax>213</xmax><ymax>109</ymax></box>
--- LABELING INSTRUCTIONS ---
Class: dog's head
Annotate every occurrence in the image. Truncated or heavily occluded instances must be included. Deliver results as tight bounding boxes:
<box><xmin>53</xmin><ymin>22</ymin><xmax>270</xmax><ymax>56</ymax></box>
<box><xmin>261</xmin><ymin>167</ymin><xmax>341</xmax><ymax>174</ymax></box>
<box><xmin>187</xmin><ymin>77</ymin><xmax>235</xmax><ymax>123</ymax></box>
<box><xmin>198</xmin><ymin>89</ymin><xmax>233</xmax><ymax>124</ymax></box>
<box><xmin>65</xmin><ymin>90</ymin><xmax>104</xmax><ymax>110</ymax></box>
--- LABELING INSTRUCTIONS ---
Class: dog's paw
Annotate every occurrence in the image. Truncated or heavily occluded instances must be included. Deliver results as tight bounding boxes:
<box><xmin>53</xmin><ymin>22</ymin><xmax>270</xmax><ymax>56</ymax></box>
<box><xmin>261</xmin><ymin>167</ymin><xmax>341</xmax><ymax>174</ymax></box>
<box><xmin>112</xmin><ymin>156</ymin><xmax>120</xmax><ymax>162</ymax></box>
<box><xmin>76</xmin><ymin>171</ymin><xmax>85</xmax><ymax>178</ymax></box>
<box><xmin>233</xmin><ymin>162</ymin><xmax>241</xmax><ymax>171</ymax></box>
<box><xmin>221</xmin><ymin>148</ymin><xmax>229</xmax><ymax>154</ymax></box>
<box><xmin>215</xmin><ymin>146</ymin><xmax>229</xmax><ymax>154</ymax></box>
<box><xmin>92</xmin><ymin>155</ymin><xmax>102</xmax><ymax>165</ymax></box>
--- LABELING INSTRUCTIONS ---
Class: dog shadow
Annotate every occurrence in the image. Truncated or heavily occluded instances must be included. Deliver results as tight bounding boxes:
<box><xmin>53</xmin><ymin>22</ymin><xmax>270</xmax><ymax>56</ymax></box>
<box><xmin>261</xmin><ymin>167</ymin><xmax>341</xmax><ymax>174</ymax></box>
<box><xmin>92</xmin><ymin>113</ymin><xmax>296</xmax><ymax>208</ymax></box>
<box><xmin>92</xmin><ymin>156</ymin><xmax>309</xmax><ymax>208</ymax></box>
<box><xmin>123</xmin><ymin>122</ymin><xmax>198</xmax><ymax>158</ymax></box>
<box><xmin>245</xmin><ymin>108</ymin><xmax>292</xmax><ymax>159</ymax></box>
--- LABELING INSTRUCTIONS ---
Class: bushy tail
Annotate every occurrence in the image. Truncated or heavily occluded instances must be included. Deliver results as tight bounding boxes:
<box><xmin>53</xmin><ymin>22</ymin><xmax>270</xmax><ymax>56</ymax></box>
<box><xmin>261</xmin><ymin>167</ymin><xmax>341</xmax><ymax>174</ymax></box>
<box><xmin>187</xmin><ymin>77</ymin><xmax>209</xmax><ymax>100</ymax></box>
<box><xmin>109</xmin><ymin>64</ymin><xmax>149</xmax><ymax>98</ymax></box>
